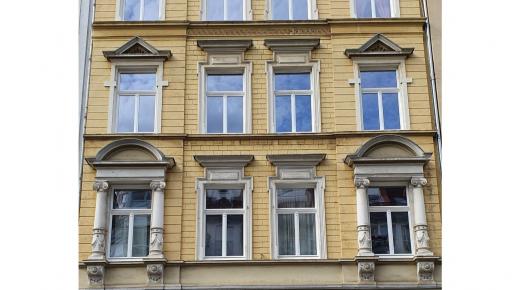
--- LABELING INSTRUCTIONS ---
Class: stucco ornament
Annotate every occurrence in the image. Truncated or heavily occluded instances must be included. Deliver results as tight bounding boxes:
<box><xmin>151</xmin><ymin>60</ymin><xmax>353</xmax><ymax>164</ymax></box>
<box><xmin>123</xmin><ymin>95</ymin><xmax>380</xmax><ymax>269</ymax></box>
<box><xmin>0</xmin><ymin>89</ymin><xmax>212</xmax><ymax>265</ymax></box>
<box><xmin>87</xmin><ymin>265</ymin><xmax>104</xmax><ymax>286</ymax></box>
<box><xmin>354</xmin><ymin>177</ymin><xmax>370</xmax><ymax>188</ymax></box>
<box><xmin>358</xmin><ymin>261</ymin><xmax>375</xmax><ymax>282</ymax></box>
<box><xmin>150</xmin><ymin>228</ymin><xmax>164</xmax><ymax>253</ymax></box>
<box><xmin>410</xmin><ymin>177</ymin><xmax>427</xmax><ymax>188</ymax></box>
<box><xmin>150</xmin><ymin>180</ymin><xmax>166</xmax><ymax>192</ymax></box>
<box><xmin>147</xmin><ymin>263</ymin><xmax>164</xmax><ymax>284</ymax></box>
<box><xmin>93</xmin><ymin>180</ymin><xmax>109</xmax><ymax>192</ymax></box>
<box><xmin>417</xmin><ymin>261</ymin><xmax>435</xmax><ymax>282</ymax></box>
<box><xmin>91</xmin><ymin>228</ymin><xmax>105</xmax><ymax>254</ymax></box>
<box><xmin>357</xmin><ymin>225</ymin><xmax>372</xmax><ymax>253</ymax></box>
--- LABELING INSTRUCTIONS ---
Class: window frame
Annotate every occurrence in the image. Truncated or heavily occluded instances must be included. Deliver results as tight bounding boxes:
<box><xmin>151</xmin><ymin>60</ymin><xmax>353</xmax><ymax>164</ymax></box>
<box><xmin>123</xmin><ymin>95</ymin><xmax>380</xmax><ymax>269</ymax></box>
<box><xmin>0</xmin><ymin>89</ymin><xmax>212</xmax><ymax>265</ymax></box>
<box><xmin>266</xmin><ymin>0</ymin><xmax>318</xmax><ymax>20</ymax></box>
<box><xmin>351</xmin><ymin>0</ymin><xmax>400</xmax><ymax>18</ymax></box>
<box><xmin>267</xmin><ymin>61</ymin><xmax>321</xmax><ymax>133</ymax></box>
<box><xmin>106</xmin><ymin>60</ymin><xmax>166</xmax><ymax>134</ymax></box>
<box><xmin>106</xmin><ymin>185</ymin><xmax>153</xmax><ymax>262</ymax></box>
<box><xmin>352</xmin><ymin>58</ymin><xmax>410</xmax><ymax>131</ymax></box>
<box><xmin>116</xmin><ymin>0</ymin><xmax>166</xmax><ymax>21</ymax></box>
<box><xmin>201</xmin><ymin>0</ymin><xmax>252</xmax><ymax>21</ymax></box>
<box><xmin>199</xmin><ymin>63</ymin><xmax>252</xmax><ymax>134</ymax></box>
<box><xmin>367</xmin><ymin>182</ymin><xmax>415</xmax><ymax>257</ymax></box>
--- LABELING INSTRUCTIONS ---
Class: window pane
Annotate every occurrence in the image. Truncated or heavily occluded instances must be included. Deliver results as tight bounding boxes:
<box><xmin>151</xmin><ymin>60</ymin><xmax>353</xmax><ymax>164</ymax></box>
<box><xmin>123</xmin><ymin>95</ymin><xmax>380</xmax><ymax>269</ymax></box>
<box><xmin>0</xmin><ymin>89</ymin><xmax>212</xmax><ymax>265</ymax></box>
<box><xmin>382</xmin><ymin>93</ymin><xmax>400</xmax><ymax>130</ymax></box>
<box><xmin>207</xmin><ymin>96</ymin><xmax>224</xmax><ymax>133</ymax></box>
<box><xmin>275</xmin><ymin>73</ymin><xmax>311</xmax><ymax>90</ymax></box>
<box><xmin>370</xmin><ymin>212</ymin><xmax>389</xmax><ymax>254</ymax></box>
<box><xmin>368</xmin><ymin>187</ymin><xmax>407</xmax><ymax>206</ymax></box>
<box><xmin>299</xmin><ymin>214</ymin><xmax>317</xmax><ymax>255</ymax></box>
<box><xmin>110</xmin><ymin>215</ymin><xmax>129</xmax><ymax>257</ymax></box>
<box><xmin>392</xmin><ymin>212</ymin><xmax>412</xmax><ymax>254</ymax></box>
<box><xmin>295</xmin><ymin>95</ymin><xmax>312</xmax><ymax>132</ymax></box>
<box><xmin>132</xmin><ymin>215</ymin><xmax>151</xmax><ymax>257</ymax></box>
<box><xmin>117</xmin><ymin>95</ymin><xmax>135</xmax><ymax>132</ymax></box>
<box><xmin>375</xmin><ymin>0</ymin><xmax>391</xmax><ymax>17</ymax></box>
<box><xmin>227</xmin><ymin>96</ymin><xmax>244</xmax><ymax>133</ymax></box>
<box><xmin>205</xmin><ymin>215</ymin><xmax>223</xmax><ymax>256</ymax></box>
<box><xmin>113</xmin><ymin>190</ymin><xmax>152</xmax><ymax>209</ymax></box>
<box><xmin>278</xmin><ymin>214</ymin><xmax>295</xmax><ymax>255</ymax></box>
<box><xmin>227</xmin><ymin>0</ymin><xmax>244</xmax><ymax>20</ymax></box>
<box><xmin>362</xmin><ymin>93</ymin><xmax>379</xmax><ymax>130</ymax></box>
<box><xmin>360</xmin><ymin>71</ymin><xmax>397</xmax><ymax>88</ymax></box>
<box><xmin>272</xmin><ymin>0</ymin><xmax>289</xmax><ymax>20</ymax></box>
<box><xmin>355</xmin><ymin>0</ymin><xmax>372</xmax><ymax>17</ymax></box>
<box><xmin>227</xmin><ymin>215</ymin><xmax>244</xmax><ymax>256</ymax></box>
<box><xmin>206</xmin><ymin>189</ymin><xmax>243</xmax><ymax>209</ymax></box>
<box><xmin>120</xmin><ymin>73</ymin><xmax>156</xmax><ymax>91</ymax></box>
<box><xmin>207</xmin><ymin>74</ymin><xmax>243</xmax><ymax>91</ymax></box>
<box><xmin>275</xmin><ymin>95</ymin><xmax>292</xmax><ymax>132</ymax></box>
<box><xmin>143</xmin><ymin>0</ymin><xmax>160</xmax><ymax>20</ymax></box>
<box><xmin>293</xmin><ymin>0</ymin><xmax>309</xmax><ymax>20</ymax></box>
<box><xmin>206</xmin><ymin>0</ymin><xmax>225</xmax><ymax>20</ymax></box>
<box><xmin>138</xmin><ymin>95</ymin><xmax>155</xmax><ymax>132</ymax></box>
<box><xmin>277</xmin><ymin>188</ymin><xmax>315</xmax><ymax>208</ymax></box>
<box><xmin>123</xmin><ymin>0</ymin><xmax>140</xmax><ymax>20</ymax></box>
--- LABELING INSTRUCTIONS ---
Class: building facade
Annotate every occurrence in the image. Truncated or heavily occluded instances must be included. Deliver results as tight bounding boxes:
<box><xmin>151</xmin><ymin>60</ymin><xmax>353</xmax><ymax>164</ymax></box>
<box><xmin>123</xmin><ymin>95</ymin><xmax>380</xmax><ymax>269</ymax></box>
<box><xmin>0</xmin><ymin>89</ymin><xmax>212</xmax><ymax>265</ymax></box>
<box><xmin>79</xmin><ymin>0</ymin><xmax>442</xmax><ymax>289</ymax></box>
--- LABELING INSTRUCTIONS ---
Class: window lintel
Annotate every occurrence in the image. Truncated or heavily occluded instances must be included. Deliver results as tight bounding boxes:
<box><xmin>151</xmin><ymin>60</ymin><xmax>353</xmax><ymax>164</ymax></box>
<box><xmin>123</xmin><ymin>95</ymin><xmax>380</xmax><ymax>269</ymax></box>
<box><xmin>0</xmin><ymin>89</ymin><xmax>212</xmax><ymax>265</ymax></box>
<box><xmin>264</xmin><ymin>38</ymin><xmax>320</xmax><ymax>53</ymax></box>
<box><xmin>194</xmin><ymin>155</ymin><xmax>254</xmax><ymax>169</ymax></box>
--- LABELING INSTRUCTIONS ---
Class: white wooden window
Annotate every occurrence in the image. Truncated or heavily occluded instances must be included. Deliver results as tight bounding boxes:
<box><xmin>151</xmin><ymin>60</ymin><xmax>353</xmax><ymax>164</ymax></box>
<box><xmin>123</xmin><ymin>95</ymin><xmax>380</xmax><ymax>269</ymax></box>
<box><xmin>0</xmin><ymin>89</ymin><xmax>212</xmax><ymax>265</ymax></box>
<box><xmin>107</xmin><ymin>188</ymin><xmax>152</xmax><ymax>259</ymax></box>
<box><xmin>117</xmin><ymin>0</ymin><xmax>165</xmax><ymax>21</ymax></box>
<box><xmin>202</xmin><ymin>0</ymin><xmax>251</xmax><ymax>20</ymax></box>
<box><xmin>352</xmin><ymin>0</ymin><xmax>400</xmax><ymax>18</ymax></box>
<box><xmin>267</xmin><ymin>0</ymin><xmax>318</xmax><ymax>20</ymax></box>
<box><xmin>368</xmin><ymin>186</ymin><xmax>414</xmax><ymax>255</ymax></box>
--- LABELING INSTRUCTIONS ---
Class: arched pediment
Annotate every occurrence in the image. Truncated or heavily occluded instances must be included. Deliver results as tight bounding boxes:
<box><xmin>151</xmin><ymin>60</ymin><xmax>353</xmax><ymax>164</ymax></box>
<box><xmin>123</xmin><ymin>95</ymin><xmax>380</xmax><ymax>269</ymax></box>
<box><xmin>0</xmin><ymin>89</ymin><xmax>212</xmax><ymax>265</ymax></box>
<box><xmin>345</xmin><ymin>135</ymin><xmax>431</xmax><ymax>166</ymax></box>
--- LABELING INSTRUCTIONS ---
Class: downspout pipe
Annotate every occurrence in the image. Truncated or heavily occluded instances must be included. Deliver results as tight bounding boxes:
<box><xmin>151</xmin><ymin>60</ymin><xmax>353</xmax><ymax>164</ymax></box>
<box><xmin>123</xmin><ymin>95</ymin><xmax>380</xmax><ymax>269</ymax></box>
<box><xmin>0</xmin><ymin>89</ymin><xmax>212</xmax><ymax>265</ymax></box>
<box><xmin>422</xmin><ymin>0</ymin><xmax>442</xmax><ymax>166</ymax></box>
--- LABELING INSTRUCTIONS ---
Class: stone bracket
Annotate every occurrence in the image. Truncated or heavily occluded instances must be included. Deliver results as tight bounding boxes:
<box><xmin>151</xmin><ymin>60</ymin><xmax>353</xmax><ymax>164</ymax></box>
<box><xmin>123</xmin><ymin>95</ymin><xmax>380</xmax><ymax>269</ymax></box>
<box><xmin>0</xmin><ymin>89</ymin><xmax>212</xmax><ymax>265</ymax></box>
<box><xmin>355</xmin><ymin>256</ymin><xmax>377</xmax><ymax>284</ymax></box>
<box><xmin>145</xmin><ymin>259</ymin><xmax>167</xmax><ymax>287</ymax></box>
<box><xmin>85</xmin><ymin>263</ymin><xmax>105</xmax><ymax>288</ymax></box>
<box><xmin>415</xmin><ymin>257</ymin><xmax>438</xmax><ymax>284</ymax></box>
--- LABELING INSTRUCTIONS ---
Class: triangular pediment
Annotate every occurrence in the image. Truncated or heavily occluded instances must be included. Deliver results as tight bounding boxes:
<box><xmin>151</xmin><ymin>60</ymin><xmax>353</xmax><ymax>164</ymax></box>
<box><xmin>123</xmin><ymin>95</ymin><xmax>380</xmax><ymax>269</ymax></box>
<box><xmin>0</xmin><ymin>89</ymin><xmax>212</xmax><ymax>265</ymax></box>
<box><xmin>103</xmin><ymin>37</ymin><xmax>171</xmax><ymax>61</ymax></box>
<box><xmin>345</xmin><ymin>34</ymin><xmax>414</xmax><ymax>58</ymax></box>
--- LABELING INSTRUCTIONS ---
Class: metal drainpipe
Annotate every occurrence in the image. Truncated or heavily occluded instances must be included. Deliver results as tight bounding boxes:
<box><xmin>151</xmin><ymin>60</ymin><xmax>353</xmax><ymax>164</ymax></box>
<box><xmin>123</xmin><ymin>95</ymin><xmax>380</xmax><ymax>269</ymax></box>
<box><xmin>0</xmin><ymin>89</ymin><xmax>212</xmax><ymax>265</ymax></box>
<box><xmin>422</xmin><ymin>0</ymin><xmax>442</xmax><ymax>166</ymax></box>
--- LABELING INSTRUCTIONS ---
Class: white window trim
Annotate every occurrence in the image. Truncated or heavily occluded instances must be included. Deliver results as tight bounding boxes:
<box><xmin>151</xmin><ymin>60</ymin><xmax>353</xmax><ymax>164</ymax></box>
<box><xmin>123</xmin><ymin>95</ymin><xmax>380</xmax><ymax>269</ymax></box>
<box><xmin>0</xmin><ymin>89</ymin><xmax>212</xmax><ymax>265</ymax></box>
<box><xmin>350</xmin><ymin>0</ymin><xmax>400</xmax><ymax>18</ymax></box>
<box><xmin>198</xmin><ymin>61</ymin><xmax>252</xmax><ymax>134</ymax></box>
<box><xmin>105</xmin><ymin>60</ymin><xmax>167</xmax><ymax>134</ymax></box>
<box><xmin>266</xmin><ymin>0</ymin><xmax>318</xmax><ymax>20</ymax></box>
<box><xmin>106</xmin><ymin>185</ymin><xmax>153</xmax><ymax>262</ymax></box>
<box><xmin>116</xmin><ymin>0</ymin><xmax>166</xmax><ymax>21</ymax></box>
<box><xmin>351</xmin><ymin>58</ymin><xmax>411</xmax><ymax>131</ymax></box>
<box><xmin>196</xmin><ymin>169</ymin><xmax>253</xmax><ymax>260</ymax></box>
<box><xmin>201</xmin><ymin>0</ymin><xmax>253</xmax><ymax>21</ymax></box>
<box><xmin>267</xmin><ymin>57</ymin><xmax>321</xmax><ymax>133</ymax></box>
<box><xmin>367</xmin><ymin>182</ymin><xmax>416</xmax><ymax>258</ymax></box>
<box><xmin>269</xmin><ymin>169</ymin><xmax>326</xmax><ymax>259</ymax></box>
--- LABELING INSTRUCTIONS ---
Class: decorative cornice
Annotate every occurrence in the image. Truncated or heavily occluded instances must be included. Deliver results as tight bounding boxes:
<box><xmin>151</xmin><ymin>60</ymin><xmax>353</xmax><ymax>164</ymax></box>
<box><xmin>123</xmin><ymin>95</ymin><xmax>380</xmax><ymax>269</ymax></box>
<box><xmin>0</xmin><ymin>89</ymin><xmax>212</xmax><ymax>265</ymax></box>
<box><xmin>194</xmin><ymin>155</ymin><xmax>254</xmax><ymax>168</ymax></box>
<box><xmin>345</xmin><ymin>34</ymin><xmax>414</xmax><ymax>58</ymax></box>
<box><xmin>266</xmin><ymin>154</ymin><xmax>326</xmax><ymax>167</ymax></box>
<box><xmin>197</xmin><ymin>39</ymin><xmax>252</xmax><ymax>53</ymax></box>
<box><xmin>103</xmin><ymin>36</ymin><xmax>171</xmax><ymax>61</ymax></box>
<box><xmin>264</xmin><ymin>38</ymin><xmax>320</xmax><ymax>52</ymax></box>
<box><xmin>189</xmin><ymin>26</ymin><xmax>329</xmax><ymax>37</ymax></box>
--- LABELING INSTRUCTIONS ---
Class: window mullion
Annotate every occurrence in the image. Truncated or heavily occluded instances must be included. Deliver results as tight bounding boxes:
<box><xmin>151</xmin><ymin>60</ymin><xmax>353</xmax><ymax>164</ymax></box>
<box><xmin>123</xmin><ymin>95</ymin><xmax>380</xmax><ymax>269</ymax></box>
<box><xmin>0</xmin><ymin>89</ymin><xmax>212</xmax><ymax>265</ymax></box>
<box><xmin>378</xmin><ymin>91</ymin><xmax>384</xmax><ymax>130</ymax></box>
<box><xmin>140</xmin><ymin>0</ymin><xmax>145</xmax><ymax>20</ymax></box>
<box><xmin>289</xmin><ymin>0</ymin><xmax>293</xmax><ymax>20</ymax></box>
<box><xmin>294</xmin><ymin>212</ymin><xmax>300</xmax><ymax>256</ymax></box>
<box><xmin>222</xmin><ymin>214</ymin><xmax>228</xmax><ymax>256</ymax></box>
<box><xmin>371</xmin><ymin>0</ymin><xmax>376</xmax><ymax>18</ymax></box>
<box><xmin>224</xmin><ymin>0</ymin><xmax>228</xmax><ymax>20</ymax></box>
<box><xmin>128</xmin><ymin>213</ymin><xmax>134</xmax><ymax>257</ymax></box>
<box><xmin>291</xmin><ymin>94</ymin><xmax>296</xmax><ymax>132</ymax></box>
<box><xmin>387</xmin><ymin>210</ymin><xmax>394</xmax><ymax>255</ymax></box>
<box><xmin>223</xmin><ymin>95</ymin><xmax>228</xmax><ymax>133</ymax></box>
<box><xmin>134</xmin><ymin>94</ymin><xmax>139</xmax><ymax>132</ymax></box>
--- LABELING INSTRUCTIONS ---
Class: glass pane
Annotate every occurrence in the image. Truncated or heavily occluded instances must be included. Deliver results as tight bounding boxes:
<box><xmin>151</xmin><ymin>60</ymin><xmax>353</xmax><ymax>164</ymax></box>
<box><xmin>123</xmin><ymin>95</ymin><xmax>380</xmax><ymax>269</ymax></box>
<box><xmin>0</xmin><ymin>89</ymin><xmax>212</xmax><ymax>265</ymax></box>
<box><xmin>293</xmin><ymin>0</ymin><xmax>309</xmax><ymax>20</ymax></box>
<box><xmin>119</xmin><ymin>73</ymin><xmax>156</xmax><ymax>91</ymax></box>
<box><xmin>362</xmin><ymin>93</ymin><xmax>379</xmax><ymax>130</ymax></box>
<box><xmin>278</xmin><ymin>214</ymin><xmax>295</xmax><ymax>255</ymax></box>
<box><xmin>206</xmin><ymin>189</ymin><xmax>243</xmax><ymax>209</ymax></box>
<box><xmin>355</xmin><ymin>0</ymin><xmax>372</xmax><ymax>18</ymax></box>
<box><xmin>206</xmin><ymin>0</ymin><xmax>225</xmax><ymax>20</ymax></box>
<box><xmin>143</xmin><ymin>0</ymin><xmax>160</xmax><ymax>20</ymax></box>
<box><xmin>275</xmin><ymin>95</ymin><xmax>292</xmax><ymax>132</ymax></box>
<box><xmin>299</xmin><ymin>214</ymin><xmax>317</xmax><ymax>255</ymax></box>
<box><xmin>382</xmin><ymin>93</ymin><xmax>400</xmax><ymax>130</ymax></box>
<box><xmin>370</xmin><ymin>212</ymin><xmax>389</xmax><ymax>254</ymax></box>
<box><xmin>368</xmin><ymin>187</ymin><xmax>407</xmax><ymax>206</ymax></box>
<box><xmin>207</xmin><ymin>96</ymin><xmax>224</xmax><ymax>133</ymax></box>
<box><xmin>272</xmin><ymin>0</ymin><xmax>289</xmax><ymax>20</ymax></box>
<box><xmin>132</xmin><ymin>215</ymin><xmax>151</xmax><ymax>257</ymax></box>
<box><xmin>138</xmin><ymin>95</ymin><xmax>155</xmax><ymax>132</ymax></box>
<box><xmin>116</xmin><ymin>95</ymin><xmax>135</xmax><ymax>132</ymax></box>
<box><xmin>227</xmin><ymin>96</ymin><xmax>244</xmax><ymax>133</ymax></box>
<box><xmin>277</xmin><ymin>188</ymin><xmax>315</xmax><ymax>208</ymax></box>
<box><xmin>227</xmin><ymin>215</ymin><xmax>244</xmax><ymax>256</ymax></box>
<box><xmin>275</xmin><ymin>73</ymin><xmax>311</xmax><ymax>90</ymax></box>
<box><xmin>375</xmin><ymin>0</ymin><xmax>391</xmax><ymax>17</ymax></box>
<box><xmin>113</xmin><ymin>190</ymin><xmax>152</xmax><ymax>209</ymax></box>
<box><xmin>392</xmin><ymin>212</ymin><xmax>412</xmax><ymax>254</ymax></box>
<box><xmin>360</xmin><ymin>71</ymin><xmax>397</xmax><ymax>88</ymax></box>
<box><xmin>110</xmin><ymin>215</ymin><xmax>129</xmax><ymax>257</ymax></box>
<box><xmin>227</xmin><ymin>0</ymin><xmax>244</xmax><ymax>20</ymax></box>
<box><xmin>123</xmin><ymin>0</ymin><xmax>140</xmax><ymax>20</ymax></box>
<box><xmin>207</xmin><ymin>74</ymin><xmax>243</xmax><ymax>91</ymax></box>
<box><xmin>205</xmin><ymin>215</ymin><xmax>223</xmax><ymax>256</ymax></box>
<box><xmin>295</xmin><ymin>95</ymin><xmax>312</xmax><ymax>132</ymax></box>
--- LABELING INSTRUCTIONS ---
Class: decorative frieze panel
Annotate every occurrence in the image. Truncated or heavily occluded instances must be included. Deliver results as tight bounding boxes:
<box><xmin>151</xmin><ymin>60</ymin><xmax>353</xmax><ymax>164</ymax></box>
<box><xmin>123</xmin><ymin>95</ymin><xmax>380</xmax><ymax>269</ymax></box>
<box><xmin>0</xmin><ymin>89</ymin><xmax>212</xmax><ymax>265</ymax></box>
<box><xmin>188</xmin><ymin>26</ymin><xmax>330</xmax><ymax>37</ymax></box>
